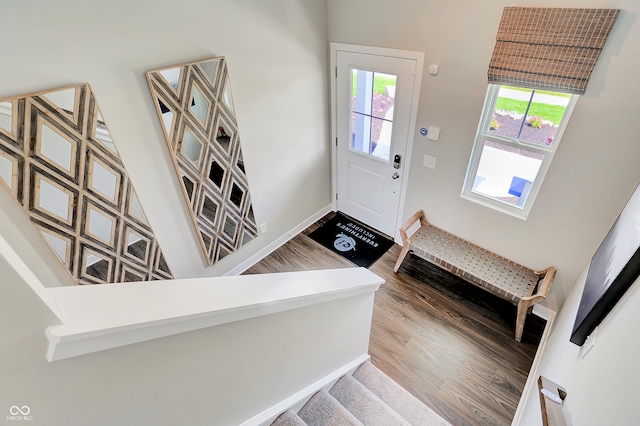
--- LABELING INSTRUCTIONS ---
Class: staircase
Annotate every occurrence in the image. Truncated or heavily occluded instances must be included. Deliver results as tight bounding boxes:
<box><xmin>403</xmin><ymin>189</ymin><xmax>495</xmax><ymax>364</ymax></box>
<box><xmin>271</xmin><ymin>361</ymin><xmax>452</xmax><ymax>426</ymax></box>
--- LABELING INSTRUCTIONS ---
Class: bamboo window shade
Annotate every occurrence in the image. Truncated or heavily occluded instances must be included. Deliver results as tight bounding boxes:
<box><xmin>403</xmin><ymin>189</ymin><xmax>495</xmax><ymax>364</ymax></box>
<box><xmin>488</xmin><ymin>7</ymin><xmax>620</xmax><ymax>95</ymax></box>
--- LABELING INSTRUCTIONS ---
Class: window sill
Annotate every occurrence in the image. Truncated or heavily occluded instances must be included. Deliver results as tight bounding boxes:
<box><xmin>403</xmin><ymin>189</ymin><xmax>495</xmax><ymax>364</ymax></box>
<box><xmin>461</xmin><ymin>192</ymin><xmax>530</xmax><ymax>220</ymax></box>
<box><xmin>45</xmin><ymin>268</ymin><xmax>384</xmax><ymax>362</ymax></box>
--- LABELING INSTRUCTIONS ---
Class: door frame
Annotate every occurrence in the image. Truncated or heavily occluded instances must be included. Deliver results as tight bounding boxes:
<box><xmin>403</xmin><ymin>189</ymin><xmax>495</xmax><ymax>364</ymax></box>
<box><xmin>330</xmin><ymin>43</ymin><xmax>424</xmax><ymax>243</ymax></box>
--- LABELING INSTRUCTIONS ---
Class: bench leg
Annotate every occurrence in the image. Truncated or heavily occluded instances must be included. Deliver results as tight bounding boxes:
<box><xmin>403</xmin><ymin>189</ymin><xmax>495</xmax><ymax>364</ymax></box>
<box><xmin>393</xmin><ymin>244</ymin><xmax>411</xmax><ymax>273</ymax></box>
<box><xmin>515</xmin><ymin>299</ymin><xmax>535</xmax><ymax>342</ymax></box>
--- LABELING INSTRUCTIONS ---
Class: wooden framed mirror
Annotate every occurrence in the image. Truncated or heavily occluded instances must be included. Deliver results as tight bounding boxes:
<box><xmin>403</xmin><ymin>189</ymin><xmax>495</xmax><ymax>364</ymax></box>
<box><xmin>146</xmin><ymin>57</ymin><xmax>258</xmax><ymax>265</ymax></box>
<box><xmin>0</xmin><ymin>84</ymin><xmax>173</xmax><ymax>284</ymax></box>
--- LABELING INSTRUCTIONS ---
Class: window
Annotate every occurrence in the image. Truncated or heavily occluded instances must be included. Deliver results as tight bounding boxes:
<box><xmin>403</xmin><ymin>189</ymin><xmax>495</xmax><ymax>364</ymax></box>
<box><xmin>462</xmin><ymin>84</ymin><xmax>577</xmax><ymax>219</ymax></box>
<box><xmin>351</xmin><ymin>69</ymin><xmax>397</xmax><ymax>162</ymax></box>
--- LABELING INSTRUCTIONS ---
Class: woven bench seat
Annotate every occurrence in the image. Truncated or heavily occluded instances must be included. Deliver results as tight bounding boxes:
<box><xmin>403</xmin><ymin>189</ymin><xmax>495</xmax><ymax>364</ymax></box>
<box><xmin>394</xmin><ymin>210</ymin><xmax>556</xmax><ymax>342</ymax></box>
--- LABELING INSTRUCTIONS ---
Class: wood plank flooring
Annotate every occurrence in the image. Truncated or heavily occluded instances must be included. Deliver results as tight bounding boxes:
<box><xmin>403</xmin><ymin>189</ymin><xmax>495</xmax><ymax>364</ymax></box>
<box><xmin>244</xmin><ymin>213</ymin><xmax>545</xmax><ymax>426</ymax></box>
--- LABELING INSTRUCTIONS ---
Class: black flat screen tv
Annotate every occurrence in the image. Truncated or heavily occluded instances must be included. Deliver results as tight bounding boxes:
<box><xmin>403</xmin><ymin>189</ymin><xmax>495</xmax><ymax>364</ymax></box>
<box><xmin>571</xmin><ymin>183</ymin><xmax>640</xmax><ymax>345</ymax></box>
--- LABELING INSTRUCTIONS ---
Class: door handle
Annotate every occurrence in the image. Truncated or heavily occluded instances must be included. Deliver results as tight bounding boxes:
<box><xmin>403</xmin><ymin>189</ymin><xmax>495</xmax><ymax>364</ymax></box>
<box><xmin>392</xmin><ymin>172</ymin><xmax>400</xmax><ymax>179</ymax></box>
<box><xmin>393</xmin><ymin>154</ymin><xmax>402</xmax><ymax>169</ymax></box>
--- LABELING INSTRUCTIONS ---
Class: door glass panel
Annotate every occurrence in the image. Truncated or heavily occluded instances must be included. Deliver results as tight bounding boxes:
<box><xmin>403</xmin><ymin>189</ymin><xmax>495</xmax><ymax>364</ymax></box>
<box><xmin>472</xmin><ymin>140</ymin><xmax>544</xmax><ymax>207</ymax></box>
<box><xmin>351</xmin><ymin>69</ymin><xmax>396</xmax><ymax>161</ymax></box>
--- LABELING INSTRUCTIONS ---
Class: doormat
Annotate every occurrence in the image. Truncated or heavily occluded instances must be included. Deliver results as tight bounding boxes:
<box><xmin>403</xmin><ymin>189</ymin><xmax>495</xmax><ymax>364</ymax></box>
<box><xmin>308</xmin><ymin>212</ymin><xmax>394</xmax><ymax>268</ymax></box>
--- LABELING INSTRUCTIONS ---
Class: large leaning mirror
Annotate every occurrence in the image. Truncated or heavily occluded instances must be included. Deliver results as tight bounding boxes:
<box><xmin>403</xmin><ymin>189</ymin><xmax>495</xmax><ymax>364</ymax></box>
<box><xmin>146</xmin><ymin>57</ymin><xmax>258</xmax><ymax>265</ymax></box>
<box><xmin>0</xmin><ymin>84</ymin><xmax>173</xmax><ymax>284</ymax></box>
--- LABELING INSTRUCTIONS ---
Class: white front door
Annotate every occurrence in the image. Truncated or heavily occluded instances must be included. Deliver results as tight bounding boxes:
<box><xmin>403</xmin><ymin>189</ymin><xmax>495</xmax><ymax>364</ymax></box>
<box><xmin>333</xmin><ymin>45</ymin><xmax>422</xmax><ymax>237</ymax></box>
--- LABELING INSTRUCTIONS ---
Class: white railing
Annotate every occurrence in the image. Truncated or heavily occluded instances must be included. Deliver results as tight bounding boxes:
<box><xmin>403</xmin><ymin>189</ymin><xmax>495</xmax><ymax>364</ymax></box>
<box><xmin>46</xmin><ymin>268</ymin><xmax>383</xmax><ymax>362</ymax></box>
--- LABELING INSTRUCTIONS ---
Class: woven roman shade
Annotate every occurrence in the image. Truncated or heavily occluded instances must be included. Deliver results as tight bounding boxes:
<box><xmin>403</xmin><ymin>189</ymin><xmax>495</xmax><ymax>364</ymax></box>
<box><xmin>488</xmin><ymin>7</ymin><xmax>620</xmax><ymax>95</ymax></box>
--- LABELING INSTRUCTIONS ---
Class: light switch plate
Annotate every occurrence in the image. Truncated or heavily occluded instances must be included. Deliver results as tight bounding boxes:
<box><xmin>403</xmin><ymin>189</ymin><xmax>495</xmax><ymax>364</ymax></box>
<box><xmin>423</xmin><ymin>155</ymin><xmax>436</xmax><ymax>169</ymax></box>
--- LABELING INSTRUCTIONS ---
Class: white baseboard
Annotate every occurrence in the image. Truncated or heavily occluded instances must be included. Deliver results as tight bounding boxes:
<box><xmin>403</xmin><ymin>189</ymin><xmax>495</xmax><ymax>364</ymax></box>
<box><xmin>239</xmin><ymin>353</ymin><xmax>371</xmax><ymax>426</ymax></box>
<box><xmin>511</xmin><ymin>306</ymin><xmax>557</xmax><ymax>425</ymax></box>
<box><xmin>225</xmin><ymin>204</ymin><xmax>333</xmax><ymax>276</ymax></box>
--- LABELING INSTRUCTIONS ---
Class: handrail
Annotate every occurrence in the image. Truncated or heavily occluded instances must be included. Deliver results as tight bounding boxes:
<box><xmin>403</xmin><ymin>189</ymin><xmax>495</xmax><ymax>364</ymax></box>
<box><xmin>45</xmin><ymin>268</ymin><xmax>383</xmax><ymax>361</ymax></box>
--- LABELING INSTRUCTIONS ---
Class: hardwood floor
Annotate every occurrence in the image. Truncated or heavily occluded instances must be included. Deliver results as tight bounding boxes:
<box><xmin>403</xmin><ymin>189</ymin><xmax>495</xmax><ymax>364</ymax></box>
<box><xmin>244</xmin><ymin>213</ymin><xmax>545</xmax><ymax>426</ymax></box>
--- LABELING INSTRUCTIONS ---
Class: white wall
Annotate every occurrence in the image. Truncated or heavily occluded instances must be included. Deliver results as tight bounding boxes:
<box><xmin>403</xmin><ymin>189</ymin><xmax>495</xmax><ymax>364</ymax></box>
<box><xmin>518</xmin><ymin>269</ymin><xmax>640</xmax><ymax>425</ymax></box>
<box><xmin>0</xmin><ymin>0</ymin><xmax>331</xmax><ymax>281</ymax></box>
<box><xmin>0</xmin><ymin>253</ymin><xmax>375</xmax><ymax>425</ymax></box>
<box><xmin>328</xmin><ymin>0</ymin><xmax>640</xmax><ymax>311</ymax></box>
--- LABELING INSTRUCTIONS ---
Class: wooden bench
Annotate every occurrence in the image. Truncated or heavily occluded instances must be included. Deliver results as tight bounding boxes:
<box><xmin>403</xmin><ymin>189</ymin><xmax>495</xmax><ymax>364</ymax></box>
<box><xmin>394</xmin><ymin>210</ymin><xmax>556</xmax><ymax>342</ymax></box>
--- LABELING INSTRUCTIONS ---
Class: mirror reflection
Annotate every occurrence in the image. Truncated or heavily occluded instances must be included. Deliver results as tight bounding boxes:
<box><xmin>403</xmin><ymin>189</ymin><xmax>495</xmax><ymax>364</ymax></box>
<box><xmin>181</xmin><ymin>174</ymin><xmax>195</xmax><ymax>202</ymax></box>
<box><xmin>39</xmin><ymin>121</ymin><xmax>75</xmax><ymax>173</ymax></box>
<box><xmin>0</xmin><ymin>84</ymin><xmax>174</xmax><ymax>285</ymax></box>
<box><xmin>202</xmin><ymin>196</ymin><xmax>218</xmax><ymax>224</ymax></box>
<box><xmin>146</xmin><ymin>57</ymin><xmax>259</xmax><ymax>265</ymax></box>
<box><xmin>0</xmin><ymin>101</ymin><xmax>12</xmax><ymax>134</ymax></box>
<box><xmin>218</xmin><ymin>246</ymin><xmax>230</xmax><ymax>261</ymax></box>
<box><xmin>157</xmin><ymin>98</ymin><xmax>174</xmax><ymax>137</ymax></box>
<box><xmin>125</xmin><ymin>228</ymin><xmax>148</xmax><ymax>262</ymax></box>
<box><xmin>190</xmin><ymin>86</ymin><xmax>209</xmax><ymax>125</ymax></box>
<box><xmin>159</xmin><ymin>67</ymin><xmax>181</xmax><ymax>92</ymax></box>
<box><xmin>236</xmin><ymin>150</ymin><xmax>245</xmax><ymax>174</ymax></box>
<box><xmin>242</xmin><ymin>229</ymin><xmax>253</xmax><ymax>246</ymax></box>
<box><xmin>37</xmin><ymin>177</ymin><xmax>72</xmax><ymax>223</ymax></box>
<box><xmin>128</xmin><ymin>190</ymin><xmax>149</xmax><ymax>225</ymax></box>
<box><xmin>0</xmin><ymin>152</ymin><xmax>15</xmax><ymax>191</ymax></box>
<box><xmin>223</xmin><ymin>214</ymin><xmax>237</xmax><ymax>239</ymax></box>
<box><xmin>84</xmin><ymin>249</ymin><xmax>111</xmax><ymax>281</ymax></box>
<box><xmin>182</xmin><ymin>129</ymin><xmax>203</xmax><ymax>166</ymax></box>
<box><xmin>89</xmin><ymin>158</ymin><xmax>119</xmax><ymax>202</ymax></box>
<box><xmin>223</xmin><ymin>79</ymin><xmax>235</xmax><ymax>112</ymax></box>
<box><xmin>208</xmin><ymin>160</ymin><xmax>225</xmax><ymax>188</ymax></box>
<box><xmin>87</xmin><ymin>206</ymin><xmax>115</xmax><ymax>245</ymax></box>
<box><xmin>94</xmin><ymin>109</ymin><xmax>118</xmax><ymax>154</ymax></box>
<box><xmin>157</xmin><ymin>252</ymin><xmax>171</xmax><ymax>275</ymax></box>
<box><xmin>230</xmin><ymin>182</ymin><xmax>243</xmax><ymax>208</ymax></box>
<box><xmin>199</xmin><ymin>59</ymin><xmax>217</xmax><ymax>83</ymax></box>
<box><xmin>40</xmin><ymin>228</ymin><xmax>70</xmax><ymax>264</ymax></box>
<box><xmin>216</xmin><ymin>120</ymin><xmax>232</xmax><ymax>153</ymax></box>
<box><xmin>42</xmin><ymin>88</ymin><xmax>76</xmax><ymax>121</ymax></box>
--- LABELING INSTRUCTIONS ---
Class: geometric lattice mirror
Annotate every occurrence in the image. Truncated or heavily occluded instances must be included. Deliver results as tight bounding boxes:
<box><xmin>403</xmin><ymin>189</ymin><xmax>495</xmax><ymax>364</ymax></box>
<box><xmin>146</xmin><ymin>58</ymin><xmax>258</xmax><ymax>265</ymax></box>
<box><xmin>0</xmin><ymin>84</ymin><xmax>173</xmax><ymax>284</ymax></box>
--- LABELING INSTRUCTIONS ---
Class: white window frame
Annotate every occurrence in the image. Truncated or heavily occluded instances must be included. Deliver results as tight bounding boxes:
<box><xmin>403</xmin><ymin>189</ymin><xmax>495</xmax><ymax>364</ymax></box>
<box><xmin>461</xmin><ymin>84</ymin><xmax>578</xmax><ymax>220</ymax></box>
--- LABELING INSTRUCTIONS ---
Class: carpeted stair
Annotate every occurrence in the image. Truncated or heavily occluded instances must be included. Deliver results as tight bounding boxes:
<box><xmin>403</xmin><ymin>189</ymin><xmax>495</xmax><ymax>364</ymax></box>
<box><xmin>271</xmin><ymin>361</ymin><xmax>451</xmax><ymax>426</ymax></box>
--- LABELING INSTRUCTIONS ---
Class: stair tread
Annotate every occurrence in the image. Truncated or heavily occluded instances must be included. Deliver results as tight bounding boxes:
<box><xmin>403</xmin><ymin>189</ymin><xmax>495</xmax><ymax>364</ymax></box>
<box><xmin>330</xmin><ymin>374</ymin><xmax>410</xmax><ymax>426</ymax></box>
<box><xmin>353</xmin><ymin>361</ymin><xmax>452</xmax><ymax>426</ymax></box>
<box><xmin>298</xmin><ymin>389</ymin><xmax>363</xmax><ymax>426</ymax></box>
<box><xmin>271</xmin><ymin>409</ymin><xmax>306</xmax><ymax>426</ymax></box>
